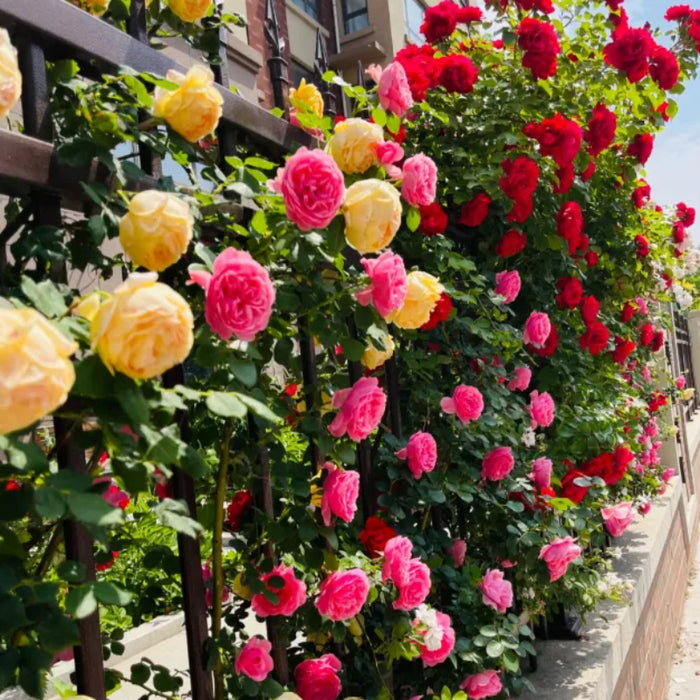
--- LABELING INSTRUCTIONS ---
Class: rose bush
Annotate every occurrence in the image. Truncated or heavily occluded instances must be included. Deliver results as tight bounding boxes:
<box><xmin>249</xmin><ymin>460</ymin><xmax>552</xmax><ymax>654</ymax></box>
<box><xmin>1</xmin><ymin>0</ymin><xmax>699</xmax><ymax>699</ymax></box>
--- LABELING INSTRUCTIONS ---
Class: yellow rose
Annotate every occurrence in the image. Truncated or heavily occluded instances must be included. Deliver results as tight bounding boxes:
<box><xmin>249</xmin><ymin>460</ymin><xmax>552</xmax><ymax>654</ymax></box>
<box><xmin>0</xmin><ymin>308</ymin><xmax>77</xmax><ymax>435</ymax></box>
<box><xmin>89</xmin><ymin>273</ymin><xmax>194</xmax><ymax>380</ymax></box>
<box><xmin>343</xmin><ymin>179</ymin><xmax>402</xmax><ymax>254</ymax></box>
<box><xmin>361</xmin><ymin>332</ymin><xmax>395</xmax><ymax>370</ymax></box>
<box><xmin>71</xmin><ymin>0</ymin><xmax>110</xmax><ymax>16</ymax></box>
<box><xmin>0</xmin><ymin>29</ymin><xmax>21</xmax><ymax>121</ymax></box>
<box><xmin>119</xmin><ymin>190</ymin><xmax>193</xmax><ymax>272</ymax></box>
<box><xmin>167</xmin><ymin>0</ymin><xmax>212</xmax><ymax>22</ymax></box>
<box><xmin>387</xmin><ymin>271</ymin><xmax>443</xmax><ymax>330</ymax></box>
<box><xmin>290</xmin><ymin>78</ymin><xmax>324</xmax><ymax>118</ymax></box>
<box><xmin>328</xmin><ymin>118</ymin><xmax>384</xmax><ymax>174</ymax></box>
<box><xmin>153</xmin><ymin>65</ymin><xmax>223</xmax><ymax>143</ymax></box>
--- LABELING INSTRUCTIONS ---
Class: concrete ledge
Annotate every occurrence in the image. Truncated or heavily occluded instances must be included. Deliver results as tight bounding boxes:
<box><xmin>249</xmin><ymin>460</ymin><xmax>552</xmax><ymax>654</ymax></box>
<box><xmin>521</xmin><ymin>477</ymin><xmax>683</xmax><ymax>700</ymax></box>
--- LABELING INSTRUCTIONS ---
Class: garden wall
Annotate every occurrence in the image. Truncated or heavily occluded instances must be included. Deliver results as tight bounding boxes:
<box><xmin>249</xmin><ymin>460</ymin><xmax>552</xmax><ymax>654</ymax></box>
<box><xmin>522</xmin><ymin>411</ymin><xmax>700</xmax><ymax>700</ymax></box>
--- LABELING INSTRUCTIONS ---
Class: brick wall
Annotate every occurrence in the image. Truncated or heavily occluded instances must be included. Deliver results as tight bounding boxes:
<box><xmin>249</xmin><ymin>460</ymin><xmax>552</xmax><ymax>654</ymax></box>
<box><xmin>246</xmin><ymin>0</ymin><xmax>291</xmax><ymax>108</ymax></box>
<box><xmin>611</xmin><ymin>510</ymin><xmax>693</xmax><ymax>700</ymax></box>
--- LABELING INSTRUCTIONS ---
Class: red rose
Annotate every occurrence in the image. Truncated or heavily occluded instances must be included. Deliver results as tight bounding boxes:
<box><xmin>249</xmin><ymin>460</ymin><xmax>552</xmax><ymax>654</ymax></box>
<box><xmin>673</xmin><ymin>222</ymin><xmax>686</xmax><ymax>243</ymax></box>
<box><xmin>359</xmin><ymin>516</ymin><xmax>396</xmax><ymax>557</ymax></box>
<box><xmin>585</xmin><ymin>103</ymin><xmax>617</xmax><ymax>156</ymax></box>
<box><xmin>459</xmin><ymin>193</ymin><xmax>491</xmax><ymax>227</ymax></box>
<box><xmin>226</xmin><ymin>490</ymin><xmax>253</xmax><ymax>531</ymax></box>
<box><xmin>421</xmin><ymin>292</ymin><xmax>453</xmax><ymax>330</ymax></box>
<box><xmin>438</xmin><ymin>54</ymin><xmax>479</xmax><ymax>93</ymax></box>
<box><xmin>581</xmin><ymin>160</ymin><xmax>596</xmax><ymax>181</ymax></box>
<box><xmin>553</xmin><ymin>163</ymin><xmax>575</xmax><ymax>194</ymax></box>
<box><xmin>662</xmin><ymin>272</ymin><xmax>673</xmax><ymax>289</ymax></box>
<box><xmin>603</xmin><ymin>26</ymin><xmax>655</xmax><ymax>82</ymax></box>
<box><xmin>506</xmin><ymin>196</ymin><xmax>534</xmax><ymax>223</ymax></box>
<box><xmin>635</xmin><ymin>233</ymin><xmax>650</xmax><ymax>257</ymax></box>
<box><xmin>627</xmin><ymin>133</ymin><xmax>654</xmax><ymax>164</ymax></box>
<box><xmin>457</xmin><ymin>6</ymin><xmax>483</xmax><ymax>22</ymax></box>
<box><xmin>527</xmin><ymin>322</ymin><xmax>559</xmax><ymax>357</ymax></box>
<box><xmin>631</xmin><ymin>182</ymin><xmax>651</xmax><ymax>209</ymax></box>
<box><xmin>556</xmin><ymin>201</ymin><xmax>584</xmax><ymax>254</ymax></box>
<box><xmin>585</xmin><ymin>250</ymin><xmax>599</xmax><ymax>267</ymax></box>
<box><xmin>556</xmin><ymin>276</ymin><xmax>584</xmax><ymax>309</ymax></box>
<box><xmin>612</xmin><ymin>336</ymin><xmax>636</xmax><ymax>364</ymax></box>
<box><xmin>620</xmin><ymin>301</ymin><xmax>636</xmax><ymax>323</ymax></box>
<box><xmin>651</xmin><ymin>330</ymin><xmax>665</xmax><ymax>352</ymax></box>
<box><xmin>649</xmin><ymin>45</ymin><xmax>680</xmax><ymax>89</ymax></box>
<box><xmin>419</xmin><ymin>202</ymin><xmax>448</xmax><ymax>236</ymax></box>
<box><xmin>640</xmin><ymin>322</ymin><xmax>654</xmax><ymax>346</ymax></box>
<box><xmin>561</xmin><ymin>469</ymin><xmax>588</xmax><ymax>503</ymax></box>
<box><xmin>687</xmin><ymin>11</ymin><xmax>700</xmax><ymax>51</ymax></box>
<box><xmin>579</xmin><ymin>321</ymin><xmax>610</xmax><ymax>355</ymax></box>
<box><xmin>496</xmin><ymin>229</ymin><xmax>527</xmax><ymax>257</ymax></box>
<box><xmin>657</xmin><ymin>101</ymin><xmax>671</xmax><ymax>121</ymax></box>
<box><xmin>580</xmin><ymin>295</ymin><xmax>600</xmax><ymax>325</ymax></box>
<box><xmin>517</xmin><ymin>17</ymin><xmax>561</xmax><ymax>80</ymax></box>
<box><xmin>5</xmin><ymin>479</ymin><xmax>21</xmax><ymax>491</ymax></box>
<box><xmin>96</xmin><ymin>550</ymin><xmax>119</xmax><ymax>572</ymax></box>
<box><xmin>648</xmin><ymin>391</ymin><xmax>667</xmax><ymax>413</ymax></box>
<box><xmin>665</xmin><ymin>5</ymin><xmax>692</xmax><ymax>21</ymax></box>
<box><xmin>420</xmin><ymin>0</ymin><xmax>460</xmax><ymax>43</ymax></box>
<box><xmin>499</xmin><ymin>156</ymin><xmax>540</xmax><ymax>201</ymax></box>
<box><xmin>610</xmin><ymin>445</ymin><xmax>634</xmax><ymax>484</ymax></box>
<box><xmin>395</xmin><ymin>44</ymin><xmax>440</xmax><ymax>101</ymax></box>
<box><xmin>676</xmin><ymin>202</ymin><xmax>696</xmax><ymax>226</ymax></box>
<box><xmin>523</xmin><ymin>113</ymin><xmax>582</xmax><ymax>167</ymax></box>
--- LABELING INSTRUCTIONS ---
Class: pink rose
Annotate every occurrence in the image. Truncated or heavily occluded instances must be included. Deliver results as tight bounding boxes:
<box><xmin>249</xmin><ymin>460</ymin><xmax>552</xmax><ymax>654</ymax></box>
<box><xmin>494</xmin><ymin>270</ymin><xmax>521</xmax><ymax>304</ymax></box>
<box><xmin>365</xmin><ymin>63</ymin><xmax>384</xmax><ymax>83</ymax></box>
<box><xmin>328</xmin><ymin>377</ymin><xmax>387</xmax><ymax>442</ymax></box>
<box><xmin>316</xmin><ymin>568</ymin><xmax>370</xmax><ymax>621</ymax></box>
<box><xmin>394</xmin><ymin>559</ymin><xmax>431</xmax><ymax>611</ymax></box>
<box><xmin>401</xmin><ymin>154</ymin><xmax>438</xmax><ymax>207</ymax></box>
<box><xmin>539</xmin><ymin>536</ymin><xmax>582</xmax><ymax>582</ymax></box>
<box><xmin>251</xmin><ymin>564</ymin><xmax>307</xmax><ymax>617</ymax></box>
<box><xmin>415</xmin><ymin>611</ymin><xmax>455</xmax><ymax>667</ymax></box>
<box><xmin>274</xmin><ymin>147</ymin><xmax>345</xmax><ymax>231</ymax></box>
<box><xmin>529</xmin><ymin>390</ymin><xmax>555</xmax><ymax>428</ymax></box>
<box><xmin>382</xmin><ymin>535</ymin><xmax>413</xmax><ymax>586</ymax></box>
<box><xmin>321</xmin><ymin>462</ymin><xmax>359</xmax><ymax>527</ymax></box>
<box><xmin>234</xmin><ymin>637</ymin><xmax>273</xmax><ymax>682</ymax></box>
<box><xmin>201</xmin><ymin>563</ymin><xmax>230</xmax><ymax>608</ymax></box>
<box><xmin>440</xmin><ymin>384</ymin><xmax>484</xmax><ymax>424</ymax></box>
<box><xmin>522</xmin><ymin>311</ymin><xmax>551</xmax><ymax>348</ymax></box>
<box><xmin>375</xmin><ymin>140</ymin><xmax>405</xmax><ymax>166</ymax></box>
<box><xmin>530</xmin><ymin>457</ymin><xmax>553</xmax><ymax>488</ymax></box>
<box><xmin>355</xmin><ymin>251</ymin><xmax>408</xmax><ymax>318</ymax></box>
<box><xmin>507</xmin><ymin>366</ymin><xmax>531</xmax><ymax>391</ymax></box>
<box><xmin>479</xmin><ymin>569</ymin><xmax>513</xmax><ymax>613</ymax></box>
<box><xmin>294</xmin><ymin>654</ymin><xmax>342</xmax><ymax>700</ymax></box>
<box><xmin>676</xmin><ymin>376</ymin><xmax>687</xmax><ymax>389</ymax></box>
<box><xmin>447</xmin><ymin>538</ymin><xmax>467</xmax><ymax>567</ymax></box>
<box><xmin>601</xmin><ymin>501</ymin><xmax>634</xmax><ymax>537</ymax></box>
<box><xmin>662</xmin><ymin>467</ymin><xmax>675</xmax><ymax>483</ymax></box>
<box><xmin>481</xmin><ymin>447</ymin><xmax>515</xmax><ymax>481</ymax></box>
<box><xmin>189</xmin><ymin>247</ymin><xmax>275</xmax><ymax>342</ymax></box>
<box><xmin>94</xmin><ymin>477</ymin><xmax>130</xmax><ymax>510</ymax></box>
<box><xmin>460</xmin><ymin>670</ymin><xmax>503</xmax><ymax>699</ymax></box>
<box><xmin>378</xmin><ymin>61</ymin><xmax>413</xmax><ymax>117</ymax></box>
<box><xmin>396</xmin><ymin>431</ymin><xmax>438</xmax><ymax>479</ymax></box>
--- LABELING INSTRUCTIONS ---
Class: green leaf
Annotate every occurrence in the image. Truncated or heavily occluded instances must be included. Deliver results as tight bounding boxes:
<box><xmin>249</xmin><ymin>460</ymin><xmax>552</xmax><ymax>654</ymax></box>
<box><xmin>245</xmin><ymin>156</ymin><xmax>276</xmax><ymax>170</ymax></box>
<box><xmin>260</xmin><ymin>678</ymin><xmax>284</xmax><ymax>697</ymax></box>
<box><xmin>66</xmin><ymin>493</ymin><xmax>123</xmax><ymax>527</ymax></box>
<box><xmin>250</xmin><ymin>209</ymin><xmax>269</xmax><ymax>236</ymax></box>
<box><xmin>194</xmin><ymin>242</ymin><xmax>217</xmax><ymax>268</ymax></box>
<box><xmin>236</xmin><ymin>393</ymin><xmax>282</xmax><ymax>424</ymax></box>
<box><xmin>0</xmin><ymin>436</ymin><xmax>48</xmax><ymax>472</ymax></box>
<box><xmin>65</xmin><ymin>585</ymin><xmax>98</xmax><ymax>619</ymax></box>
<box><xmin>230</xmin><ymin>357</ymin><xmax>257</xmax><ymax>388</ymax></box>
<box><xmin>155</xmin><ymin>499</ymin><xmax>203</xmax><ymax>538</ymax></box>
<box><xmin>72</xmin><ymin>355</ymin><xmax>115</xmax><ymax>398</ymax></box>
<box><xmin>20</xmin><ymin>277</ymin><xmax>67</xmax><ymax>318</ymax></box>
<box><xmin>179</xmin><ymin>445</ymin><xmax>208</xmax><ymax>479</ymax></box>
<box><xmin>130</xmin><ymin>662</ymin><xmax>151</xmax><ymax>685</ymax></box>
<box><xmin>93</xmin><ymin>581</ymin><xmax>132</xmax><ymax>606</ymax></box>
<box><xmin>406</xmin><ymin>206</ymin><xmax>420</xmax><ymax>232</ymax></box>
<box><xmin>0</xmin><ymin>527</ymin><xmax>27</xmax><ymax>560</ymax></box>
<box><xmin>57</xmin><ymin>560</ymin><xmax>85</xmax><ymax>583</ymax></box>
<box><xmin>206</xmin><ymin>392</ymin><xmax>247</xmax><ymax>418</ymax></box>
<box><xmin>486</xmin><ymin>639</ymin><xmax>504</xmax><ymax>658</ymax></box>
<box><xmin>34</xmin><ymin>487</ymin><xmax>66</xmax><ymax>520</ymax></box>
<box><xmin>141</xmin><ymin>424</ymin><xmax>181</xmax><ymax>464</ymax></box>
<box><xmin>371</xmin><ymin>106</ymin><xmax>387</xmax><ymax>127</ymax></box>
<box><xmin>503</xmin><ymin>649</ymin><xmax>520</xmax><ymax>672</ymax></box>
<box><xmin>114</xmin><ymin>374</ymin><xmax>149</xmax><ymax>425</ymax></box>
<box><xmin>341</xmin><ymin>338</ymin><xmax>365</xmax><ymax>362</ymax></box>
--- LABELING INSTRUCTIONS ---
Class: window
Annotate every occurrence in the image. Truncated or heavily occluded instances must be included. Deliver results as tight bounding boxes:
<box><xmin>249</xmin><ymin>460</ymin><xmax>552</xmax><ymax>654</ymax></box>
<box><xmin>291</xmin><ymin>61</ymin><xmax>315</xmax><ymax>90</ymax></box>
<box><xmin>404</xmin><ymin>0</ymin><xmax>425</xmax><ymax>44</ymax></box>
<box><xmin>290</xmin><ymin>0</ymin><xmax>320</xmax><ymax>21</ymax></box>
<box><xmin>342</xmin><ymin>0</ymin><xmax>369</xmax><ymax>35</ymax></box>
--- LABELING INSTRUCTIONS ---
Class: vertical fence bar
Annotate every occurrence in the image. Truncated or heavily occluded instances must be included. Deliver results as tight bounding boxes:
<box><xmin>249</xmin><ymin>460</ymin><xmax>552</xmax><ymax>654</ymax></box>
<box><xmin>17</xmin><ymin>37</ymin><xmax>107</xmax><ymax>700</ymax></box>
<box><xmin>384</xmin><ymin>358</ymin><xmax>402</xmax><ymax>439</ymax></box>
<box><xmin>264</xmin><ymin>0</ymin><xmax>289</xmax><ymax>114</ymax></box>
<box><xmin>124</xmin><ymin>6</ymin><xmax>213</xmax><ymax>698</ymax></box>
<box><xmin>313</xmin><ymin>29</ymin><xmax>336</xmax><ymax>117</ymax></box>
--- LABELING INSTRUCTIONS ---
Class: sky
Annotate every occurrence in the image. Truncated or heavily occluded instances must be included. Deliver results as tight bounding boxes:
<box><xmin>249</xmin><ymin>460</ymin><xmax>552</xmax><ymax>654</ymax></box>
<box><xmin>626</xmin><ymin>0</ymin><xmax>700</xmax><ymax>241</ymax></box>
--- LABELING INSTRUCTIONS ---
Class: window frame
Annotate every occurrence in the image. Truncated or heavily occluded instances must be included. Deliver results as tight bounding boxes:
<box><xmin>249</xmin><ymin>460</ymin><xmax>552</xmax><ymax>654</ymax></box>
<box><xmin>290</xmin><ymin>0</ymin><xmax>320</xmax><ymax>22</ymax></box>
<box><xmin>341</xmin><ymin>0</ymin><xmax>369</xmax><ymax>35</ymax></box>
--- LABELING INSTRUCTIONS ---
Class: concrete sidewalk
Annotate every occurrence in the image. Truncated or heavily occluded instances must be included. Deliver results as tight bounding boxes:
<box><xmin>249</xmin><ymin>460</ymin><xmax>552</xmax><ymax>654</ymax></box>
<box><xmin>667</xmin><ymin>530</ymin><xmax>700</xmax><ymax>699</ymax></box>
